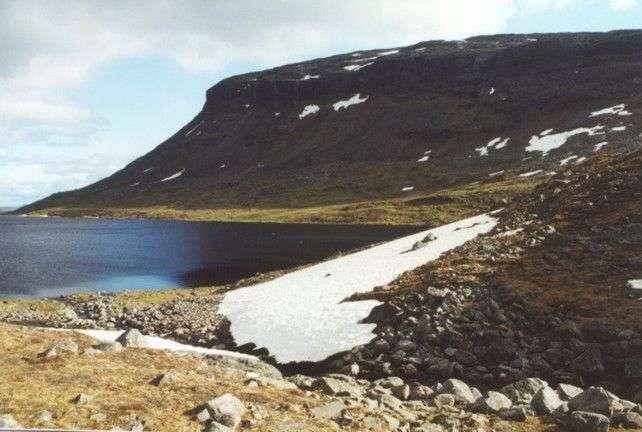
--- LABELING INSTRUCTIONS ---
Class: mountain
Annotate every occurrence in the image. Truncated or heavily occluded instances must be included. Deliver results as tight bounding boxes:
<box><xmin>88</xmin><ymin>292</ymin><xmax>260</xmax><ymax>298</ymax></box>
<box><xmin>18</xmin><ymin>30</ymin><xmax>642</xmax><ymax>221</ymax></box>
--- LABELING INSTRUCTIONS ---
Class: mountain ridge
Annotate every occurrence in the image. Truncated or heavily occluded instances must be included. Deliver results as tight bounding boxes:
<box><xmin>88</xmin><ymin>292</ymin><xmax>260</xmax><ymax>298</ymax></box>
<box><xmin>18</xmin><ymin>29</ymin><xmax>642</xmax><ymax>220</ymax></box>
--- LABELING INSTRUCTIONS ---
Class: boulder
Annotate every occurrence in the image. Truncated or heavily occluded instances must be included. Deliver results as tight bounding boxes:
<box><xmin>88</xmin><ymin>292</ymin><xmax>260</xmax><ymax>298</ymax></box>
<box><xmin>471</xmin><ymin>391</ymin><xmax>512</xmax><ymax>413</ymax></box>
<box><xmin>557</xmin><ymin>383</ymin><xmax>583</xmax><ymax>400</ymax></box>
<box><xmin>565</xmin><ymin>411</ymin><xmax>610</xmax><ymax>432</ymax></box>
<box><xmin>313</xmin><ymin>376</ymin><xmax>362</xmax><ymax>397</ymax></box>
<box><xmin>432</xmin><ymin>393</ymin><xmax>455</xmax><ymax>408</ymax></box>
<box><xmin>35</xmin><ymin>410</ymin><xmax>53</xmax><ymax>422</ymax></box>
<box><xmin>573</xmin><ymin>346</ymin><xmax>605</xmax><ymax>375</ymax></box>
<box><xmin>391</xmin><ymin>384</ymin><xmax>410</xmax><ymax>400</ymax></box>
<box><xmin>153</xmin><ymin>370</ymin><xmax>180</xmax><ymax>386</ymax></box>
<box><xmin>116</xmin><ymin>328</ymin><xmax>146</xmax><ymax>347</ymax></box>
<box><xmin>205</xmin><ymin>394</ymin><xmax>246</xmax><ymax>429</ymax></box>
<box><xmin>498</xmin><ymin>405</ymin><xmax>530</xmax><ymax>422</ymax></box>
<box><xmin>500</xmin><ymin>378</ymin><xmax>548</xmax><ymax>405</ymax></box>
<box><xmin>373</xmin><ymin>376</ymin><xmax>404</xmax><ymax>388</ymax></box>
<box><xmin>568</xmin><ymin>387</ymin><xmax>616</xmax><ymax>417</ymax></box>
<box><xmin>206</xmin><ymin>422</ymin><xmax>233</xmax><ymax>432</ymax></box>
<box><xmin>311</xmin><ymin>401</ymin><xmax>344</xmax><ymax>420</ymax></box>
<box><xmin>441</xmin><ymin>378</ymin><xmax>476</xmax><ymax>403</ymax></box>
<box><xmin>532</xmin><ymin>386</ymin><xmax>563</xmax><ymax>414</ymax></box>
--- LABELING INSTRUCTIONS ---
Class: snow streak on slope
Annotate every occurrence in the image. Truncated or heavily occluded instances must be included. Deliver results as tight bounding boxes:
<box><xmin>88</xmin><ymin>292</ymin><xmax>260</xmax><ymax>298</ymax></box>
<box><xmin>526</xmin><ymin>126</ymin><xmax>604</xmax><ymax>154</ymax></box>
<box><xmin>160</xmin><ymin>169</ymin><xmax>185</xmax><ymax>182</ymax></box>
<box><xmin>218</xmin><ymin>214</ymin><xmax>497</xmax><ymax>363</ymax></box>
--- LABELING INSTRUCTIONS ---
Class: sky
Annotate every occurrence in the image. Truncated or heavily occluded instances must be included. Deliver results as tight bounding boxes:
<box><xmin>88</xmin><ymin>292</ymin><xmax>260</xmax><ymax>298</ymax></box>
<box><xmin>1</xmin><ymin>0</ymin><xmax>641</xmax><ymax>207</ymax></box>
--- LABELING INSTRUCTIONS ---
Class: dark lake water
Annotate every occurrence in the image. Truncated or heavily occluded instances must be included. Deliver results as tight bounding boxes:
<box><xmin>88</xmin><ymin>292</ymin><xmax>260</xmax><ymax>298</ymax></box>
<box><xmin>0</xmin><ymin>216</ymin><xmax>419</xmax><ymax>297</ymax></box>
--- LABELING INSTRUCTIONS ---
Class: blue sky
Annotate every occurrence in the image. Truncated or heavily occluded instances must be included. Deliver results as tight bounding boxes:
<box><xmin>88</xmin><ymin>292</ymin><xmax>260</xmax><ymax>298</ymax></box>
<box><xmin>1</xmin><ymin>0</ymin><xmax>640</xmax><ymax>207</ymax></box>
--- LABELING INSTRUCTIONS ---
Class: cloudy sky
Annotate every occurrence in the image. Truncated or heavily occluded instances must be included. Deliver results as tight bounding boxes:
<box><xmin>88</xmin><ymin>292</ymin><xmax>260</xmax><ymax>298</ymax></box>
<box><xmin>1</xmin><ymin>0</ymin><xmax>640</xmax><ymax>207</ymax></box>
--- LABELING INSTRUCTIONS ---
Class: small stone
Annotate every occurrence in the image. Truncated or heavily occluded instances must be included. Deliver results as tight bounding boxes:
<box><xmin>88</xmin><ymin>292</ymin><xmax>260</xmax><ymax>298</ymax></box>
<box><xmin>311</xmin><ymin>400</ymin><xmax>345</xmax><ymax>420</ymax></box>
<box><xmin>433</xmin><ymin>393</ymin><xmax>455</xmax><ymax>408</ymax></box>
<box><xmin>441</xmin><ymin>378</ymin><xmax>476</xmax><ymax>403</ymax></box>
<box><xmin>472</xmin><ymin>391</ymin><xmax>512</xmax><ymax>413</ymax></box>
<box><xmin>392</xmin><ymin>384</ymin><xmax>410</xmax><ymax>400</ymax></box>
<box><xmin>116</xmin><ymin>328</ymin><xmax>146</xmax><ymax>347</ymax></box>
<box><xmin>89</xmin><ymin>412</ymin><xmax>107</xmax><ymax>422</ymax></box>
<box><xmin>195</xmin><ymin>408</ymin><xmax>211</xmax><ymax>422</ymax></box>
<box><xmin>0</xmin><ymin>414</ymin><xmax>21</xmax><ymax>428</ymax></box>
<box><xmin>153</xmin><ymin>370</ymin><xmax>179</xmax><ymax>386</ymax></box>
<box><xmin>500</xmin><ymin>378</ymin><xmax>548</xmax><ymax>405</ymax></box>
<box><xmin>205</xmin><ymin>394</ymin><xmax>246</xmax><ymax>428</ymax></box>
<box><xmin>74</xmin><ymin>393</ymin><xmax>94</xmax><ymax>405</ymax></box>
<box><xmin>498</xmin><ymin>405</ymin><xmax>529</xmax><ymax>422</ymax></box>
<box><xmin>205</xmin><ymin>422</ymin><xmax>233</xmax><ymax>432</ymax></box>
<box><xmin>34</xmin><ymin>410</ymin><xmax>52</xmax><ymax>422</ymax></box>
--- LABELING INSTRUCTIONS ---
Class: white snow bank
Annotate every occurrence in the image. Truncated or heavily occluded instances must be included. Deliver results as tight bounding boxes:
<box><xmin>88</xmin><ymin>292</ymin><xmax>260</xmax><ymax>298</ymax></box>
<box><xmin>301</xmin><ymin>74</ymin><xmax>320</xmax><ymax>80</ymax></box>
<box><xmin>476</xmin><ymin>137</ymin><xmax>509</xmax><ymax>156</ymax></box>
<box><xmin>401</xmin><ymin>186</ymin><xmax>414</xmax><ymax>192</ymax></box>
<box><xmin>519</xmin><ymin>169</ymin><xmax>543</xmax><ymax>177</ymax></box>
<box><xmin>343</xmin><ymin>62</ymin><xmax>373</xmax><ymax>72</ymax></box>
<box><xmin>540</xmin><ymin>129</ymin><xmax>554</xmax><ymax>136</ymax></box>
<box><xmin>526</xmin><ymin>126</ymin><xmax>604</xmax><ymax>154</ymax></box>
<box><xmin>218</xmin><ymin>214</ymin><xmax>497</xmax><ymax>363</ymax></box>
<box><xmin>488</xmin><ymin>170</ymin><xmax>504</xmax><ymax>177</ymax></box>
<box><xmin>594</xmin><ymin>141</ymin><xmax>608</xmax><ymax>152</ymax></box>
<box><xmin>589</xmin><ymin>104</ymin><xmax>631</xmax><ymax>117</ymax></box>
<box><xmin>417</xmin><ymin>156</ymin><xmax>429</xmax><ymax>162</ymax></box>
<box><xmin>611</xmin><ymin>126</ymin><xmax>627</xmax><ymax>132</ymax></box>
<box><xmin>629</xmin><ymin>280</ymin><xmax>642</xmax><ymax>290</ymax></box>
<box><xmin>333</xmin><ymin>93</ymin><xmax>369</xmax><ymax>111</ymax></box>
<box><xmin>575</xmin><ymin>156</ymin><xmax>587</xmax><ymax>164</ymax></box>
<box><xmin>160</xmin><ymin>169</ymin><xmax>185</xmax><ymax>182</ymax></box>
<box><xmin>184</xmin><ymin>121</ymin><xmax>203</xmax><ymax>137</ymax></box>
<box><xmin>299</xmin><ymin>104</ymin><xmax>320</xmax><ymax>119</ymax></box>
<box><xmin>143</xmin><ymin>167</ymin><xmax>153</xmax><ymax>173</ymax></box>
<box><xmin>560</xmin><ymin>155</ymin><xmax>578</xmax><ymax>166</ymax></box>
<box><xmin>378</xmin><ymin>49</ymin><xmax>399</xmax><ymax>56</ymax></box>
<box><xmin>489</xmin><ymin>87</ymin><xmax>495</xmax><ymax>95</ymax></box>
<box><xmin>46</xmin><ymin>328</ymin><xmax>257</xmax><ymax>361</ymax></box>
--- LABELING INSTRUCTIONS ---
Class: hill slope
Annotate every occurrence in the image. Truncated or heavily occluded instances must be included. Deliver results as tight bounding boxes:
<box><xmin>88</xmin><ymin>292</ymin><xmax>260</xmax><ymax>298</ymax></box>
<box><xmin>19</xmin><ymin>30</ymin><xmax>642</xmax><ymax>220</ymax></box>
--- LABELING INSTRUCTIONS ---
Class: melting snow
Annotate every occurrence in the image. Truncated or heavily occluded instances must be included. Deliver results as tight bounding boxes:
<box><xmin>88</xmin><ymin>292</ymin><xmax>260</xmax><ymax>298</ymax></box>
<box><xmin>143</xmin><ymin>168</ymin><xmax>153</xmax><ymax>173</ymax></box>
<box><xmin>629</xmin><ymin>280</ymin><xmax>642</xmax><ymax>290</ymax></box>
<box><xmin>417</xmin><ymin>156</ymin><xmax>429</xmax><ymax>162</ymax></box>
<box><xmin>559</xmin><ymin>155</ymin><xmax>578</xmax><ymax>166</ymax></box>
<box><xmin>130</xmin><ymin>182</ymin><xmax>140</xmax><ymax>187</ymax></box>
<box><xmin>299</xmin><ymin>104</ymin><xmax>320</xmax><ymax>119</ymax></box>
<box><xmin>575</xmin><ymin>156</ymin><xmax>587</xmax><ymax>164</ymax></box>
<box><xmin>274</xmin><ymin>112</ymin><xmax>280</xmax><ymax>117</ymax></box>
<box><xmin>540</xmin><ymin>129</ymin><xmax>554</xmax><ymax>136</ymax></box>
<box><xmin>611</xmin><ymin>126</ymin><xmax>627</xmax><ymax>132</ymax></box>
<box><xmin>475</xmin><ymin>137</ymin><xmax>509</xmax><ymax>156</ymax></box>
<box><xmin>401</xmin><ymin>186</ymin><xmax>414</xmax><ymax>192</ymax></box>
<box><xmin>589</xmin><ymin>104</ymin><xmax>631</xmax><ymax>117</ymax></box>
<box><xmin>488</xmin><ymin>170</ymin><xmax>504</xmax><ymax>177</ymax></box>
<box><xmin>218</xmin><ymin>214</ymin><xmax>497</xmax><ymax>363</ymax></box>
<box><xmin>526</xmin><ymin>126</ymin><xmax>604</xmax><ymax>154</ymax></box>
<box><xmin>415</xmin><ymin>47</ymin><xmax>426</xmax><ymax>52</ymax></box>
<box><xmin>343</xmin><ymin>62</ymin><xmax>373</xmax><ymax>71</ymax></box>
<box><xmin>594</xmin><ymin>141</ymin><xmax>608</xmax><ymax>152</ymax></box>
<box><xmin>184</xmin><ymin>121</ymin><xmax>203</xmax><ymax>137</ymax></box>
<box><xmin>333</xmin><ymin>93</ymin><xmax>369</xmax><ymax>111</ymax></box>
<box><xmin>519</xmin><ymin>169</ymin><xmax>543</xmax><ymax>177</ymax></box>
<box><xmin>47</xmin><ymin>329</ymin><xmax>258</xmax><ymax>362</ymax></box>
<box><xmin>489</xmin><ymin>87</ymin><xmax>495</xmax><ymax>95</ymax></box>
<box><xmin>378</xmin><ymin>49</ymin><xmax>400</xmax><ymax>56</ymax></box>
<box><xmin>160</xmin><ymin>169</ymin><xmax>185</xmax><ymax>182</ymax></box>
<box><xmin>301</xmin><ymin>74</ymin><xmax>320</xmax><ymax>80</ymax></box>
<box><xmin>219</xmin><ymin>164</ymin><xmax>226</xmax><ymax>169</ymax></box>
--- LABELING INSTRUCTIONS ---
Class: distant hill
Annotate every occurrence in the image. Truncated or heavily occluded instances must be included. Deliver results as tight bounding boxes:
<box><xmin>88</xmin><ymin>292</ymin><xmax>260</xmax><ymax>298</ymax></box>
<box><xmin>18</xmin><ymin>30</ymin><xmax>642</xmax><ymax>221</ymax></box>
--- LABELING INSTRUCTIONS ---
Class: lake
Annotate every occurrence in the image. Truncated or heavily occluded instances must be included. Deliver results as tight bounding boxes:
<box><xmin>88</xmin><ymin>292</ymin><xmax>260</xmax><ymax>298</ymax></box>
<box><xmin>0</xmin><ymin>216</ymin><xmax>419</xmax><ymax>297</ymax></box>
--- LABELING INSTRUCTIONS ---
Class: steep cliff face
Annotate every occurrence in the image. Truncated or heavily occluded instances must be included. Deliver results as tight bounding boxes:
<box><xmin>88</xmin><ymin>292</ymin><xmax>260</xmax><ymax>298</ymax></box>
<box><xmin>20</xmin><ymin>30</ymin><xmax>642</xmax><ymax>212</ymax></box>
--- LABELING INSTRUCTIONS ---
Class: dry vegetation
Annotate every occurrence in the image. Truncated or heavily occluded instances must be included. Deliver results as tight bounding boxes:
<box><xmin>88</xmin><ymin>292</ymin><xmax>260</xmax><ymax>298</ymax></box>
<box><xmin>24</xmin><ymin>179</ymin><xmax>538</xmax><ymax>226</ymax></box>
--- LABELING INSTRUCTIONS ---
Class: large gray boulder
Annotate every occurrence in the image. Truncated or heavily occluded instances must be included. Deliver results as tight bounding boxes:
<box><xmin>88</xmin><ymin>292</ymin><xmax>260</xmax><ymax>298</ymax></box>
<box><xmin>557</xmin><ymin>383</ymin><xmax>583</xmax><ymax>400</ymax></box>
<box><xmin>205</xmin><ymin>394</ymin><xmax>246</xmax><ymax>429</ymax></box>
<box><xmin>471</xmin><ymin>391</ymin><xmax>512</xmax><ymax>413</ymax></box>
<box><xmin>566</xmin><ymin>411</ymin><xmax>610</xmax><ymax>432</ymax></box>
<box><xmin>532</xmin><ymin>386</ymin><xmax>563</xmax><ymax>414</ymax></box>
<box><xmin>310</xmin><ymin>400</ymin><xmax>345</xmax><ymax>420</ymax></box>
<box><xmin>440</xmin><ymin>378</ymin><xmax>476</xmax><ymax>403</ymax></box>
<box><xmin>568</xmin><ymin>387</ymin><xmax>617</xmax><ymax>417</ymax></box>
<box><xmin>500</xmin><ymin>378</ymin><xmax>548</xmax><ymax>405</ymax></box>
<box><xmin>612</xmin><ymin>411</ymin><xmax>642</xmax><ymax>429</ymax></box>
<box><xmin>313</xmin><ymin>376</ymin><xmax>363</xmax><ymax>397</ymax></box>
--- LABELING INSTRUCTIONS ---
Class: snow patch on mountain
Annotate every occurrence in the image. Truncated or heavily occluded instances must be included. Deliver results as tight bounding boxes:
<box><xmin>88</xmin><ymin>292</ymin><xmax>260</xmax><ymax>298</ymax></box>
<box><xmin>589</xmin><ymin>104</ymin><xmax>631</xmax><ymax>117</ymax></box>
<box><xmin>160</xmin><ymin>169</ymin><xmax>185</xmax><ymax>182</ymax></box>
<box><xmin>299</xmin><ymin>104</ymin><xmax>320</xmax><ymax>119</ymax></box>
<box><xmin>333</xmin><ymin>94</ymin><xmax>369</xmax><ymax>111</ymax></box>
<box><xmin>526</xmin><ymin>126</ymin><xmax>604</xmax><ymax>154</ymax></box>
<box><xmin>476</xmin><ymin>137</ymin><xmax>509</xmax><ymax>156</ymax></box>
<box><xmin>343</xmin><ymin>62</ymin><xmax>373</xmax><ymax>71</ymax></box>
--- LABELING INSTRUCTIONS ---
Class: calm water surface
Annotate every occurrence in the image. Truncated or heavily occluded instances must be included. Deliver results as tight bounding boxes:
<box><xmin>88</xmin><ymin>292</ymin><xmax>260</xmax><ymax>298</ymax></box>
<box><xmin>0</xmin><ymin>216</ymin><xmax>418</xmax><ymax>297</ymax></box>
